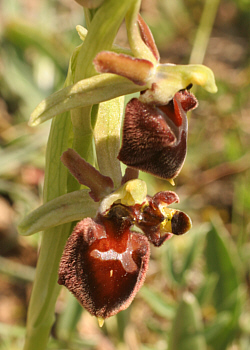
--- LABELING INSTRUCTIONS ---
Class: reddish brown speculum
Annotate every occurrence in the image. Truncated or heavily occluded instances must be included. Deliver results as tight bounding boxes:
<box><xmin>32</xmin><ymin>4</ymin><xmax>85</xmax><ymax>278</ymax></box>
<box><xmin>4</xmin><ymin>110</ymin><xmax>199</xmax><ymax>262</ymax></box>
<box><xmin>118</xmin><ymin>89</ymin><xmax>198</xmax><ymax>180</ymax></box>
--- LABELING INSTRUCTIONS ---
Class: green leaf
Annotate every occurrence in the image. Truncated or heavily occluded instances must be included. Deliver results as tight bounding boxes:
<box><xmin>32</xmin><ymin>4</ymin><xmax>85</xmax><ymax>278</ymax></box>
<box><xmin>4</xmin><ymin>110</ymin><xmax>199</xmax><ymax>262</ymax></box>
<box><xmin>168</xmin><ymin>292</ymin><xmax>206</xmax><ymax>350</ymax></box>
<box><xmin>163</xmin><ymin>239</ymin><xmax>182</xmax><ymax>285</ymax></box>
<box><xmin>205</xmin><ymin>217</ymin><xmax>240</xmax><ymax>310</ymax></box>
<box><xmin>204</xmin><ymin>311</ymin><xmax>232</xmax><ymax>343</ymax></box>
<box><xmin>139</xmin><ymin>285</ymin><xmax>176</xmax><ymax>319</ymax></box>
<box><xmin>29</xmin><ymin>74</ymin><xmax>142</xmax><ymax>126</ymax></box>
<box><xmin>178</xmin><ymin>229</ymin><xmax>205</xmax><ymax>285</ymax></box>
<box><xmin>196</xmin><ymin>273</ymin><xmax>219</xmax><ymax>306</ymax></box>
<box><xmin>162</xmin><ymin>225</ymin><xmax>208</xmax><ymax>286</ymax></box>
<box><xmin>5</xmin><ymin>19</ymin><xmax>72</xmax><ymax>71</ymax></box>
<box><xmin>205</xmin><ymin>288</ymin><xmax>242</xmax><ymax>349</ymax></box>
<box><xmin>56</xmin><ymin>293</ymin><xmax>83</xmax><ymax>342</ymax></box>
<box><xmin>18</xmin><ymin>189</ymin><xmax>98</xmax><ymax>236</ymax></box>
<box><xmin>204</xmin><ymin>216</ymin><xmax>242</xmax><ymax>349</ymax></box>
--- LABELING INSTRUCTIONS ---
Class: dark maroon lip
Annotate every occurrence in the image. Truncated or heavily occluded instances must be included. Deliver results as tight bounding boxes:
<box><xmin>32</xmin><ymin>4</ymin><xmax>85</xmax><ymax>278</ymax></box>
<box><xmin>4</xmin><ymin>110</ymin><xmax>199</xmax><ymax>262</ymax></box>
<box><xmin>118</xmin><ymin>89</ymin><xmax>197</xmax><ymax>180</ymax></box>
<box><xmin>58</xmin><ymin>212</ymin><xmax>150</xmax><ymax>319</ymax></box>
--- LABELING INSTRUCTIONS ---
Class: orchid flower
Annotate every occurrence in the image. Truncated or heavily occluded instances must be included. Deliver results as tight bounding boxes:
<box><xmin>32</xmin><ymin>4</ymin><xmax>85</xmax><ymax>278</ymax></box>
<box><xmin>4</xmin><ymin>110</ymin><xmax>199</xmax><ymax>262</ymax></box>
<box><xmin>19</xmin><ymin>1</ymin><xmax>217</xmax><ymax>349</ymax></box>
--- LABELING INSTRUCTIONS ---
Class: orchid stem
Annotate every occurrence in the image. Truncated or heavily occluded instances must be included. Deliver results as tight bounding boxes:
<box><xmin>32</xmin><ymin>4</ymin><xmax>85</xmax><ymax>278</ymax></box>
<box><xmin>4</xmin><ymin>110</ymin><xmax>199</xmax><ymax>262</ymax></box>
<box><xmin>23</xmin><ymin>2</ymin><xmax>135</xmax><ymax>349</ymax></box>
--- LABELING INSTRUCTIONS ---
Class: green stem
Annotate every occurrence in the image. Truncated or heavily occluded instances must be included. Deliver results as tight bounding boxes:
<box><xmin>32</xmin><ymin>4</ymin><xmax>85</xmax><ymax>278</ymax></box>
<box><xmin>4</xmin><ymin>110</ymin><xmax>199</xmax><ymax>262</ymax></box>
<box><xmin>24</xmin><ymin>47</ymin><xmax>79</xmax><ymax>349</ymax></box>
<box><xmin>70</xmin><ymin>0</ymin><xmax>135</xmax><ymax>187</ymax></box>
<box><xmin>189</xmin><ymin>0</ymin><xmax>221</xmax><ymax>64</ymax></box>
<box><xmin>76</xmin><ymin>0</ymin><xmax>135</xmax><ymax>80</ymax></box>
<box><xmin>24</xmin><ymin>112</ymin><xmax>74</xmax><ymax>350</ymax></box>
<box><xmin>23</xmin><ymin>2</ymin><xmax>137</xmax><ymax>349</ymax></box>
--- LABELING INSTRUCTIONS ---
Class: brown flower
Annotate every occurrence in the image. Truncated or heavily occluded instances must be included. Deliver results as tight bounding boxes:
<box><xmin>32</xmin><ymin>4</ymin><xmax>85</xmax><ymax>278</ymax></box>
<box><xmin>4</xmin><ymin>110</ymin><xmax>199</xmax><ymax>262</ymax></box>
<box><xmin>131</xmin><ymin>191</ymin><xmax>192</xmax><ymax>246</ymax></box>
<box><xmin>58</xmin><ymin>205</ymin><xmax>150</xmax><ymax>319</ymax></box>
<box><xmin>118</xmin><ymin>89</ymin><xmax>198</xmax><ymax>181</ymax></box>
<box><xmin>58</xmin><ymin>187</ymin><xmax>191</xmax><ymax>319</ymax></box>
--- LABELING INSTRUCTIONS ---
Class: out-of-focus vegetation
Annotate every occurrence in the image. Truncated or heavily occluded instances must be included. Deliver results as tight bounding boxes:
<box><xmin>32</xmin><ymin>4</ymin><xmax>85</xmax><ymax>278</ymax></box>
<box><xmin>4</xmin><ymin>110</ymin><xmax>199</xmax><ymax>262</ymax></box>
<box><xmin>0</xmin><ymin>0</ymin><xmax>250</xmax><ymax>349</ymax></box>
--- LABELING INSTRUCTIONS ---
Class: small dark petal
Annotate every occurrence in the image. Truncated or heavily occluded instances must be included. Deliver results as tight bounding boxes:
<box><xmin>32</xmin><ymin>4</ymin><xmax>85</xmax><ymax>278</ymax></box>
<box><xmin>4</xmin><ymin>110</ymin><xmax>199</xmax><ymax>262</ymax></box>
<box><xmin>131</xmin><ymin>195</ymin><xmax>170</xmax><ymax>247</ymax></box>
<box><xmin>171</xmin><ymin>211</ymin><xmax>192</xmax><ymax>235</ymax></box>
<box><xmin>121</xmin><ymin>167</ymin><xmax>139</xmax><ymax>185</ymax></box>
<box><xmin>140</xmin><ymin>196</ymin><xmax>164</xmax><ymax>225</ymax></box>
<box><xmin>130</xmin><ymin>191</ymin><xmax>190</xmax><ymax>246</ymax></box>
<box><xmin>139</xmin><ymin>225</ymin><xmax>172</xmax><ymax>247</ymax></box>
<box><xmin>175</xmin><ymin>90</ymin><xmax>198</xmax><ymax>112</ymax></box>
<box><xmin>58</xmin><ymin>214</ymin><xmax>150</xmax><ymax>319</ymax></box>
<box><xmin>137</xmin><ymin>14</ymin><xmax>160</xmax><ymax>61</ymax></box>
<box><xmin>61</xmin><ymin>148</ymin><xmax>113</xmax><ymax>202</ymax></box>
<box><xmin>118</xmin><ymin>96</ymin><xmax>188</xmax><ymax>180</ymax></box>
<box><xmin>152</xmin><ymin>191</ymin><xmax>180</xmax><ymax>206</ymax></box>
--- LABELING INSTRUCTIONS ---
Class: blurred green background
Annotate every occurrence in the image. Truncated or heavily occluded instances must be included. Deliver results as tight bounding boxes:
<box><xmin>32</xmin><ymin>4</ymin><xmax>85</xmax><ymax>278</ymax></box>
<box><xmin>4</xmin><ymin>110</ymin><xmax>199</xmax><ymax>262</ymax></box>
<box><xmin>0</xmin><ymin>0</ymin><xmax>250</xmax><ymax>349</ymax></box>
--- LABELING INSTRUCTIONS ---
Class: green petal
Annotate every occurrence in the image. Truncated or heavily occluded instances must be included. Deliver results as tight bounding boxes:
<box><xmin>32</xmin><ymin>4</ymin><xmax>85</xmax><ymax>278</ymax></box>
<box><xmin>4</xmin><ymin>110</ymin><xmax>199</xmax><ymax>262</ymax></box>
<box><xmin>125</xmin><ymin>0</ymin><xmax>157</xmax><ymax>63</ymax></box>
<box><xmin>141</xmin><ymin>63</ymin><xmax>217</xmax><ymax>105</ymax></box>
<box><xmin>18</xmin><ymin>190</ymin><xmax>98</xmax><ymax>236</ymax></box>
<box><xmin>99</xmin><ymin>179</ymin><xmax>147</xmax><ymax>214</ymax></box>
<box><xmin>94</xmin><ymin>96</ymin><xmax>124</xmax><ymax>188</ymax></box>
<box><xmin>29</xmin><ymin>74</ymin><xmax>144</xmax><ymax>126</ymax></box>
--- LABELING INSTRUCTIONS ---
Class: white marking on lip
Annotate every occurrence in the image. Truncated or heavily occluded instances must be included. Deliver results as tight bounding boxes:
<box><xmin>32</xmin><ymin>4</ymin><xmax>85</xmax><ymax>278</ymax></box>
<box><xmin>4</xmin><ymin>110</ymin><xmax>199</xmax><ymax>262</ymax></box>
<box><xmin>90</xmin><ymin>244</ymin><xmax>138</xmax><ymax>273</ymax></box>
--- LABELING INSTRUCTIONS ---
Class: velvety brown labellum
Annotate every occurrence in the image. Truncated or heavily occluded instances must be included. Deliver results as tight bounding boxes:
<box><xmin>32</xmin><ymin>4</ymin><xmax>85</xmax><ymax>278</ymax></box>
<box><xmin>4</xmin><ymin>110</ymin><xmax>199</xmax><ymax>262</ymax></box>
<box><xmin>118</xmin><ymin>90</ymin><xmax>198</xmax><ymax>180</ymax></box>
<box><xmin>58</xmin><ymin>208</ymin><xmax>150</xmax><ymax>319</ymax></box>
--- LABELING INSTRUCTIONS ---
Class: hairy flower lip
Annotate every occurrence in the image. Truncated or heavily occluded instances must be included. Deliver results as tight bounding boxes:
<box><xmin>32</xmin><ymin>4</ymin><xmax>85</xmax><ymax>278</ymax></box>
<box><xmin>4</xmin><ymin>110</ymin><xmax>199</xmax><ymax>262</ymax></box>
<box><xmin>58</xmin><ymin>212</ymin><xmax>150</xmax><ymax>319</ymax></box>
<box><xmin>118</xmin><ymin>89</ymin><xmax>197</xmax><ymax>180</ymax></box>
